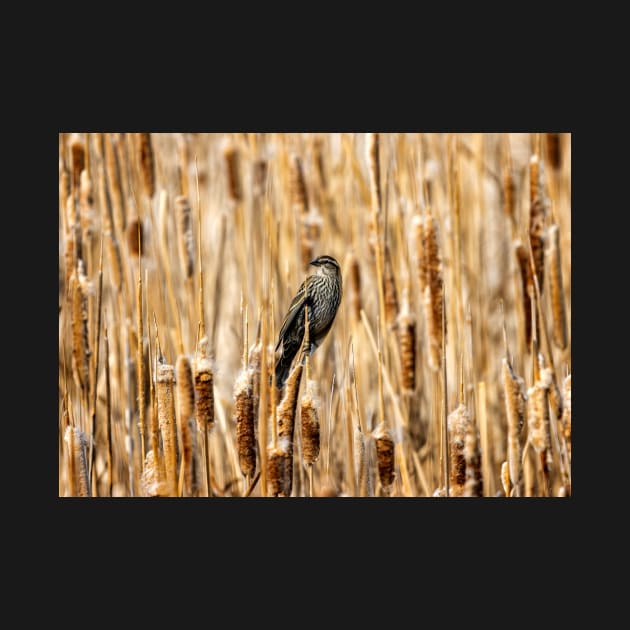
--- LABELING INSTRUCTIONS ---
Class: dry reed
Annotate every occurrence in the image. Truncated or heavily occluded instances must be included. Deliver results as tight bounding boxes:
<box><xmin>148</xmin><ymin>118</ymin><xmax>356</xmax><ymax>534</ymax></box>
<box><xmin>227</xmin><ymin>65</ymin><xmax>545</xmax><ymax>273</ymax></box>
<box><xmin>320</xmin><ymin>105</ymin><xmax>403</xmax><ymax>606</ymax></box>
<box><xmin>546</xmin><ymin>224</ymin><xmax>567</xmax><ymax>350</ymax></box>
<box><xmin>157</xmin><ymin>361</ymin><xmax>178</xmax><ymax>496</ymax></box>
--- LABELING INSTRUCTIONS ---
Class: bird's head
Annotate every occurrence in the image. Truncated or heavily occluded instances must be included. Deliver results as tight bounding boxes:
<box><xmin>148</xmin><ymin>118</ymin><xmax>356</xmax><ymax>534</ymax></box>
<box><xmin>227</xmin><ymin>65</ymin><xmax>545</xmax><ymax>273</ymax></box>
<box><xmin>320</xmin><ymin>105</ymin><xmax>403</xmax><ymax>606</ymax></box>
<box><xmin>310</xmin><ymin>255</ymin><xmax>340</xmax><ymax>277</ymax></box>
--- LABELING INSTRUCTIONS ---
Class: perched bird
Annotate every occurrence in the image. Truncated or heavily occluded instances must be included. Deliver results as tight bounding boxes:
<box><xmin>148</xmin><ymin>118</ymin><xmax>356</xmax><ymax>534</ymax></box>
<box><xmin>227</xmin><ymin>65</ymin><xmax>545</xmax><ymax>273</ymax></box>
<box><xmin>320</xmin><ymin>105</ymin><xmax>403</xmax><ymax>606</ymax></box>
<box><xmin>275</xmin><ymin>255</ymin><xmax>342</xmax><ymax>389</ymax></box>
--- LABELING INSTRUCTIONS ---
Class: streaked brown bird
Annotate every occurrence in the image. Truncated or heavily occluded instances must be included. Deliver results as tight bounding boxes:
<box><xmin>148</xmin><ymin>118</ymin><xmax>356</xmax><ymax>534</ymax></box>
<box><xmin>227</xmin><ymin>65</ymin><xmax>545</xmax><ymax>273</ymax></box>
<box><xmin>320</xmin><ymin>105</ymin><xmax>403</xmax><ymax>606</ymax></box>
<box><xmin>275</xmin><ymin>255</ymin><xmax>342</xmax><ymax>389</ymax></box>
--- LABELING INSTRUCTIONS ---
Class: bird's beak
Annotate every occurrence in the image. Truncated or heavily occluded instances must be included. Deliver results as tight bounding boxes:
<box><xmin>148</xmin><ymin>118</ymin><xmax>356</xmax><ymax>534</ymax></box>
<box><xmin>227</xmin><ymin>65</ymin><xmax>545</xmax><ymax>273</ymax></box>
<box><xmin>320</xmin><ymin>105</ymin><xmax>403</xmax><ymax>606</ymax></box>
<box><xmin>309</xmin><ymin>259</ymin><xmax>320</xmax><ymax>267</ymax></box>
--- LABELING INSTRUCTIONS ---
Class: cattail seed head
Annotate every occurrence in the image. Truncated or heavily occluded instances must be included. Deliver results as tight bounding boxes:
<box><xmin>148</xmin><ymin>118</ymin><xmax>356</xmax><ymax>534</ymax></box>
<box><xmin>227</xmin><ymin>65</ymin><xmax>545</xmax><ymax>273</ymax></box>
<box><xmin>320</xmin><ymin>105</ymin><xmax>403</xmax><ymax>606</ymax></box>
<box><xmin>515</xmin><ymin>240</ymin><xmax>534</xmax><ymax>349</ymax></box>
<box><xmin>176</xmin><ymin>355</ymin><xmax>195</xmax><ymax>495</ymax></box>
<box><xmin>545</xmin><ymin>133</ymin><xmax>562</xmax><ymax>170</ymax></box>
<box><xmin>138</xmin><ymin>132</ymin><xmax>155</xmax><ymax>198</ymax></box>
<box><xmin>267</xmin><ymin>438</ymin><xmax>292</xmax><ymax>497</ymax></box>
<box><xmin>374</xmin><ymin>422</ymin><xmax>396</xmax><ymax>490</ymax></box>
<box><xmin>464</xmin><ymin>421</ymin><xmax>483</xmax><ymax>497</ymax></box>
<box><xmin>234</xmin><ymin>368</ymin><xmax>257</xmax><ymax>478</ymax></box>
<box><xmin>503</xmin><ymin>165</ymin><xmax>515</xmax><ymax>226</ymax></box>
<box><xmin>412</xmin><ymin>214</ymin><xmax>427</xmax><ymax>293</ymax></box>
<box><xmin>70</xmin><ymin>263</ymin><xmax>90</xmax><ymax>393</ymax></box>
<box><xmin>397</xmin><ymin>288</ymin><xmax>416</xmax><ymax>392</ymax></box>
<box><xmin>546</xmin><ymin>224</ymin><xmax>568</xmax><ymax>350</ymax></box>
<box><xmin>502</xmin><ymin>358</ymin><xmax>526</xmax><ymax>495</ymax></box>
<box><xmin>194</xmin><ymin>337</ymin><xmax>215</xmax><ymax>433</ymax></box>
<box><xmin>126</xmin><ymin>218</ymin><xmax>144</xmax><ymax>257</ymax></box>
<box><xmin>79</xmin><ymin>169</ymin><xmax>95</xmax><ymax>240</ymax></box>
<box><xmin>423</xmin><ymin>207</ymin><xmax>445</xmax><ymax>371</ymax></box>
<box><xmin>223</xmin><ymin>139</ymin><xmax>242</xmax><ymax>202</ymax></box>
<box><xmin>157</xmin><ymin>361</ymin><xmax>178</xmax><ymax>496</ymax></box>
<box><xmin>448</xmin><ymin>403</ymin><xmax>469</xmax><ymax>496</ymax></box>
<box><xmin>175</xmin><ymin>195</ymin><xmax>194</xmax><ymax>279</ymax></box>
<box><xmin>70</xmin><ymin>133</ymin><xmax>85</xmax><ymax>193</ymax></box>
<box><xmin>529</xmin><ymin>154</ymin><xmax>546</xmax><ymax>291</ymax></box>
<box><xmin>353</xmin><ymin>424</ymin><xmax>367</xmax><ymax>496</ymax></box>
<box><xmin>141</xmin><ymin>449</ymin><xmax>168</xmax><ymax>497</ymax></box>
<box><xmin>300</xmin><ymin>380</ymin><xmax>320</xmax><ymax>466</ymax></box>
<box><xmin>348</xmin><ymin>252</ymin><xmax>362</xmax><ymax>323</ymax></box>
<box><xmin>253</xmin><ymin>159</ymin><xmax>268</xmax><ymax>198</ymax></box>
<box><xmin>527</xmin><ymin>365</ymin><xmax>552</xmax><ymax>455</ymax></box>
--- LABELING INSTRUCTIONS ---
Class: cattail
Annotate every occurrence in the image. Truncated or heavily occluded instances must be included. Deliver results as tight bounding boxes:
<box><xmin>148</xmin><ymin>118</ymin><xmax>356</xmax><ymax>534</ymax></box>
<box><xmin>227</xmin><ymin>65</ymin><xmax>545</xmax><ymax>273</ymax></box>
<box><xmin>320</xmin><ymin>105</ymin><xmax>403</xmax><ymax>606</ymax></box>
<box><xmin>253</xmin><ymin>159</ymin><xmax>268</xmax><ymax>198</ymax></box>
<box><xmin>502</xmin><ymin>358</ymin><xmax>526</xmax><ymax>496</ymax></box>
<box><xmin>79</xmin><ymin>169</ymin><xmax>95</xmax><ymax>240</ymax></box>
<box><xmin>545</xmin><ymin>133</ymin><xmax>562</xmax><ymax>170</ymax></box>
<box><xmin>157</xmin><ymin>361</ymin><xmax>178</xmax><ymax>496</ymax></box>
<box><xmin>301</xmin><ymin>379</ymin><xmax>320</xmax><ymax>466</ymax></box>
<box><xmin>248</xmin><ymin>339</ymin><xmax>262</xmax><ymax>430</ymax></box>
<box><xmin>194</xmin><ymin>337</ymin><xmax>215</xmax><ymax>433</ymax></box>
<box><xmin>98</xmin><ymin>163</ymin><xmax>122</xmax><ymax>291</ymax></box>
<box><xmin>423</xmin><ymin>206</ymin><xmax>445</xmax><ymax>370</ymax></box>
<box><xmin>141</xmin><ymin>449</ymin><xmax>167</xmax><ymax>497</ymax></box>
<box><xmin>223</xmin><ymin>138</ymin><xmax>242</xmax><ymax>203</ymax></box>
<box><xmin>104</xmin><ymin>133</ymin><xmax>125</xmax><ymax>234</ymax></box>
<box><xmin>527</xmin><ymin>361</ymin><xmax>553</xmax><ymax>494</ymax></box>
<box><xmin>412</xmin><ymin>214</ymin><xmax>427</xmax><ymax>293</ymax></box>
<box><xmin>447</xmin><ymin>403</ymin><xmax>469</xmax><ymax>496</ymax></box>
<box><xmin>529</xmin><ymin>154</ymin><xmax>546</xmax><ymax>291</ymax></box>
<box><xmin>71</xmin><ymin>263</ymin><xmax>91</xmax><ymax>393</ymax></box>
<box><xmin>546</xmin><ymin>224</ymin><xmax>567</xmax><ymax>350</ymax></box>
<box><xmin>374</xmin><ymin>422</ymin><xmax>396</xmax><ymax>491</ymax></box>
<box><xmin>176</xmin><ymin>195</ymin><xmax>194</xmax><ymax>279</ymax></box>
<box><xmin>176</xmin><ymin>355</ymin><xmax>195</xmax><ymax>495</ymax></box>
<box><xmin>267</xmin><ymin>438</ymin><xmax>291</xmax><ymax>497</ymax></box>
<box><xmin>367</xmin><ymin>132</ymin><xmax>381</xmax><ymax>213</ymax></box>
<box><xmin>562</xmin><ymin>373</ymin><xmax>571</xmax><ymax>460</ymax></box>
<box><xmin>347</xmin><ymin>252</ymin><xmax>362</xmax><ymax>323</ymax></box>
<box><xmin>126</xmin><ymin>218</ymin><xmax>144</xmax><ymax>257</ymax></box>
<box><xmin>515</xmin><ymin>240</ymin><xmax>533</xmax><ymax>348</ymax></box>
<box><xmin>60</xmin><ymin>168</ymin><xmax>70</xmax><ymax>214</ymax></box>
<box><xmin>500</xmin><ymin>461</ymin><xmax>511</xmax><ymax>497</ymax></box>
<box><xmin>290</xmin><ymin>154</ymin><xmax>309</xmax><ymax>215</ymax></box>
<box><xmin>464</xmin><ymin>421</ymin><xmax>482</xmax><ymax>497</ymax></box>
<box><xmin>313</xmin><ymin>136</ymin><xmax>327</xmax><ymax>190</ymax></box>
<box><xmin>235</xmin><ymin>368</ymin><xmax>257</xmax><ymax>478</ymax></box>
<box><xmin>64</xmin><ymin>426</ymin><xmax>89</xmax><ymax>496</ymax></box>
<box><xmin>70</xmin><ymin>133</ymin><xmax>85</xmax><ymax>193</ymax></box>
<box><xmin>503</xmin><ymin>164</ymin><xmax>515</xmax><ymax>227</ymax></box>
<box><xmin>138</xmin><ymin>132</ymin><xmax>155</xmax><ymax>198</ymax></box>
<box><xmin>397</xmin><ymin>288</ymin><xmax>416</xmax><ymax>392</ymax></box>
<box><xmin>353</xmin><ymin>424</ymin><xmax>367</xmax><ymax>496</ymax></box>
<box><xmin>383</xmin><ymin>245</ymin><xmax>399</xmax><ymax>328</ymax></box>
<box><xmin>276</xmin><ymin>360</ymin><xmax>304</xmax><ymax>496</ymax></box>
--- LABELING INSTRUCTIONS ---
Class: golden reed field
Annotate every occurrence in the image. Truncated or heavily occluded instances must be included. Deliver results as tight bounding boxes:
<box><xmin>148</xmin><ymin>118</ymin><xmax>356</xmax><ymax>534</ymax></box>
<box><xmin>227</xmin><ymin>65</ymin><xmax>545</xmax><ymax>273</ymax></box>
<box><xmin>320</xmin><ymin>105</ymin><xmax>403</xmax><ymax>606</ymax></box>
<box><xmin>58</xmin><ymin>132</ymin><xmax>570</xmax><ymax>497</ymax></box>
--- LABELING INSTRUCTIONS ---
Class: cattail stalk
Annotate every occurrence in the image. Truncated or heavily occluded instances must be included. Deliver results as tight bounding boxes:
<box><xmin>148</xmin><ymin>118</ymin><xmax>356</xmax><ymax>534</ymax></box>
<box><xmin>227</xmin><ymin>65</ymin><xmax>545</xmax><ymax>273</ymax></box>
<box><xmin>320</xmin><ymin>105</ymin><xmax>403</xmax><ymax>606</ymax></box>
<box><xmin>104</xmin><ymin>133</ymin><xmax>126</xmax><ymax>235</ymax></box>
<box><xmin>176</xmin><ymin>355</ymin><xmax>195</xmax><ymax>495</ymax></box>
<box><xmin>383</xmin><ymin>245</ymin><xmax>399</xmax><ymax>328</ymax></box>
<box><xmin>500</xmin><ymin>461</ymin><xmax>511</xmax><ymax>497</ymax></box>
<box><xmin>546</xmin><ymin>224</ymin><xmax>568</xmax><ymax>350</ymax></box>
<box><xmin>502</xmin><ymin>358</ymin><xmax>526</xmax><ymax>496</ymax></box>
<box><xmin>104</xmin><ymin>324</ymin><xmax>113</xmax><ymax>497</ymax></box>
<box><xmin>176</xmin><ymin>195</ymin><xmax>194</xmax><ymax>279</ymax></box>
<box><xmin>138</xmin><ymin>133</ymin><xmax>155</xmax><ymax>198</ymax></box>
<box><xmin>348</xmin><ymin>252</ymin><xmax>362</xmax><ymax>323</ymax></box>
<box><xmin>65</xmin><ymin>426</ymin><xmax>89</xmax><ymax>497</ymax></box>
<box><xmin>157</xmin><ymin>361</ymin><xmax>177</xmax><ymax>496</ymax></box>
<box><xmin>194</xmin><ymin>337</ymin><xmax>214</xmax><ymax>496</ymax></box>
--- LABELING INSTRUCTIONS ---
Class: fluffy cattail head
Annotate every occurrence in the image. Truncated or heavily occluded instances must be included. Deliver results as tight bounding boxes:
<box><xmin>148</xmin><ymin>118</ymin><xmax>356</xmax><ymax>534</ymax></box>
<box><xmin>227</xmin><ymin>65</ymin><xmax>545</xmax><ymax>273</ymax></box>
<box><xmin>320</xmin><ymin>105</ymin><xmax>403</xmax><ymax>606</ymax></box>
<box><xmin>397</xmin><ymin>288</ymin><xmax>416</xmax><ymax>392</ymax></box>
<box><xmin>194</xmin><ymin>337</ymin><xmax>215</xmax><ymax>432</ymax></box>
<box><xmin>300</xmin><ymin>380</ymin><xmax>320</xmax><ymax>466</ymax></box>
<box><xmin>546</xmin><ymin>224</ymin><xmax>567</xmax><ymax>350</ymax></box>
<box><xmin>234</xmin><ymin>368</ymin><xmax>257</xmax><ymax>478</ymax></box>
<box><xmin>448</xmin><ymin>403</ymin><xmax>469</xmax><ymax>496</ymax></box>
<box><xmin>70</xmin><ymin>133</ymin><xmax>85</xmax><ymax>193</ymax></box>
<box><xmin>463</xmin><ymin>421</ymin><xmax>482</xmax><ymax>497</ymax></box>
<box><xmin>502</xmin><ymin>358</ymin><xmax>526</xmax><ymax>494</ymax></box>
<box><xmin>527</xmin><ymin>363</ymin><xmax>552</xmax><ymax>454</ymax></box>
<box><xmin>267</xmin><ymin>437</ymin><xmax>292</xmax><ymax>497</ymax></box>
<box><xmin>64</xmin><ymin>426</ymin><xmax>90</xmax><ymax>497</ymax></box>
<box><xmin>138</xmin><ymin>133</ymin><xmax>155</xmax><ymax>198</ymax></box>
<box><xmin>176</xmin><ymin>355</ymin><xmax>195</xmax><ymax>495</ymax></box>
<box><xmin>157</xmin><ymin>361</ymin><xmax>177</xmax><ymax>496</ymax></box>
<box><xmin>529</xmin><ymin>154</ymin><xmax>546</xmax><ymax>291</ymax></box>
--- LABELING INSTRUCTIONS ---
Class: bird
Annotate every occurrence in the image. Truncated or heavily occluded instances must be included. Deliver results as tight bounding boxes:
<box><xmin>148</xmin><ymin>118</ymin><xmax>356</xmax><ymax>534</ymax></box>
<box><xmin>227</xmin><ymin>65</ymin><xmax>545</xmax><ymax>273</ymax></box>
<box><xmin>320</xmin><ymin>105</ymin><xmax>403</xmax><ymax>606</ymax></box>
<box><xmin>274</xmin><ymin>255</ymin><xmax>342</xmax><ymax>390</ymax></box>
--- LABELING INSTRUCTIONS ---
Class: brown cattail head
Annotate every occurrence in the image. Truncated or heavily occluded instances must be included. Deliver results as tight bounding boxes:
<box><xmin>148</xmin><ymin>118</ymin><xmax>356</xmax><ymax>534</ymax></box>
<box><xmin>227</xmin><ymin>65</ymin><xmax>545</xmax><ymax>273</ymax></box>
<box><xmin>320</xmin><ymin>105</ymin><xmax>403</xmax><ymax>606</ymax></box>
<box><xmin>412</xmin><ymin>213</ymin><xmax>427</xmax><ymax>293</ymax></box>
<box><xmin>223</xmin><ymin>138</ymin><xmax>242</xmax><ymax>203</ymax></box>
<box><xmin>397</xmin><ymin>288</ymin><xmax>416</xmax><ymax>392</ymax></box>
<box><xmin>529</xmin><ymin>154</ymin><xmax>546</xmax><ymax>291</ymax></box>
<box><xmin>383</xmin><ymin>245</ymin><xmax>399</xmax><ymax>329</ymax></box>
<box><xmin>267</xmin><ymin>437</ymin><xmax>292</xmax><ymax>497</ymax></box>
<box><xmin>290</xmin><ymin>154</ymin><xmax>309</xmax><ymax>215</ymax></box>
<box><xmin>463</xmin><ymin>420</ymin><xmax>483</xmax><ymax>497</ymax></box>
<box><xmin>98</xmin><ymin>163</ymin><xmax>122</xmax><ymax>291</ymax></box>
<box><xmin>234</xmin><ymin>368</ymin><xmax>257</xmax><ymax>478</ymax></box>
<box><xmin>374</xmin><ymin>422</ymin><xmax>396</xmax><ymax>490</ymax></box>
<box><xmin>515</xmin><ymin>240</ymin><xmax>534</xmax><ymax>349</ymax></box>
<box><xmin>176</xmin><ymin>133</ymin><xmax>189</xmax><ymax>197</ymax></box>
<box><xmin>545</xmin><ymin>133</ymin><xmax>562</xmax><ymax>170</ymax></box>
<box><xmin>175</xmin><ymin>195</ymin><xmax>194</xmax><ymax>279</ymax></box>
<box><xmin>301</xmin><ymin>379</ymin><xmax>321</xmax><ymax>466</ymax></box>
<box><xmin>348</xmin><ymin>252</ymin><xmax>362</xmax><ymax>323</ymax></box>
<box><xmin>79</xmin><ymin>169</ymin><xmax>95</xmax><ymax>241</ymax></box>
<box><xmin>126</xmin><ymin>218</ymin><xmax>144</xmax><ymax>257</ymax></box>
<box><xmin>70</xmin><ymin>262</ymin><xmax>91</xmax><ymax>393</ymax></box>
<box><xmin>176</xmin><ymin>355</ymin><xmax>195</xmax><ymax>495</ymax></box>
<box><xmin>157</xmin><ymin>361</ymin><xmax>178</xmax><ymax>496</ymax></box>
<box><xmin>70</xmin><ymin>133</ymin><xmax>85</xmax><ymax>193</ymax></box>
<box><xmin>423</xmin><ymin>206</ymin><xmax>445</xmax><ymax>371</ymax></box>
<box><xmin>194</xmin><ymin>337</ymin><xmax>215</xmax><ymax>433</ymax></box>
<box><xmin>138</xmin><ymin>133</ymin><xmax>155</xmax><ymax>198</ymax></box>
<box><xmin>64</xmin><ymin>426</ymin><xmax>89</xmax><ymax>496</ymax></box>
<box><xmin>367</xmin><ymin>132</ymin><xmax>381</xmax><ymax>213</ymax></box>
<box><xmin>503</xmin><ymin>164</ymin><xmax>515</xmax><ymax>227</ymax></box>
<box><xmin>253</xmin><ymin>159</ymin><xmax>268</xmax><ymax>198</ymax></box>
<box><xmin>502</xmin><ymin>358</ymin><xmax>526</xmax><ymax>495</ymax></box>
<box><xmin>546</xmin><ymin>224</ymin><xmax>568</xmax><ymax>350</ymax></box>
<box><xmin>448</xmin><ymin>403</ymin><xmax>469</xmax><ymax>496</ymax></box>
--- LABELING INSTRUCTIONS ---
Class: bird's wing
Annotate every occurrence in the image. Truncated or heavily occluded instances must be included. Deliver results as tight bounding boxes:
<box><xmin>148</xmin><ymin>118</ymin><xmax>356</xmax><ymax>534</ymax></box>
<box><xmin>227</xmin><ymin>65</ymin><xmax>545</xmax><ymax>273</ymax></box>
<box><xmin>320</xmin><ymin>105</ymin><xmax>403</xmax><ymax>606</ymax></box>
<box><xmin>275</xmin><ymin>277</ymin><xmax>311</xmax><ymax>351</ymax></box>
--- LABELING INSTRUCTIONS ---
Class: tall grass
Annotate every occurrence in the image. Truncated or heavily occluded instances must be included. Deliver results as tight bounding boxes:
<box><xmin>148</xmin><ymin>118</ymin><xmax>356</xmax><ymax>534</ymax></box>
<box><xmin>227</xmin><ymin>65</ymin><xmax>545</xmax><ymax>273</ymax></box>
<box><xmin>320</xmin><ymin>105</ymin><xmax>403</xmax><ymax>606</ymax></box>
<box><xmin>59</xmin><ymin>132</ymin><xmax>571</xmax><ymax>497</ymax></box>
